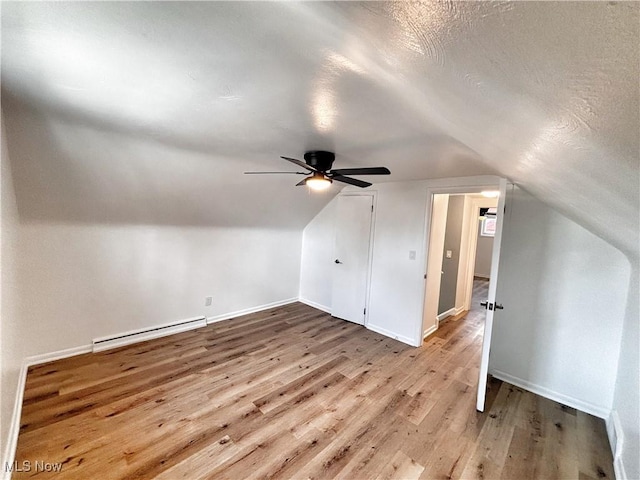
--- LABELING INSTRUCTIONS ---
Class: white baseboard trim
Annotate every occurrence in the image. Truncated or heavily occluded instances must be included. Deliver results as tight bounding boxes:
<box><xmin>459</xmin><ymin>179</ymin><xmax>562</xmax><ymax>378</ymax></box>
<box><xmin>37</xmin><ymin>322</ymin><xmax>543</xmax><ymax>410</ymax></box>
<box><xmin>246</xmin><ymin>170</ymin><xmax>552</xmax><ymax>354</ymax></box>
<box><xmin>436</xmin><ymin>308</ymin><xmax>456</xmax><ymax>322</ymax></box>
<box><xmin>26</xmin><ymin>345</ymin><xmax>93</xmax><ymax>366</ymax></box>
<box><xmin>606</xmin><ymin>410</ymin><xmax>626</xmax><ymax>479</ymax></box>
<box><xmin>93</xmin><ymin>316</ymin><xmax>206</xmax><ymax>353</ymax></box>
<box><xmin>606</xmin><ymin>410</ymin><xmax>623</xmax><ymax>458</ymax></box>
<box><xmin>423</xmin><ymin>324</ymin><xmax>438</xmax><ymax>339</ymax></box>
<box><xmin>3</xmin><ymin>344</ymin><xmax>98</xmax><ymax>479</ymax></box>
<box><xmin>298</xmin><ymin>297</ymin><xmax>332</xmax><ymax>315</ymax></box>
<box><xmin>489</xmin><ymin>369</ymin><xmax>610</xmax><ymax>419</ymax></box>
<box><xmin>206</xmin><ymin>298</ymin><xmax>298</xmax><ymax>325</ymax></box>
<box><xmin>437</xmin><ymin>306</ymin><xmax>465</xmax><ymax>323</ymax></box>
<box><xmin>2</xmin><ymin>363</ymin><xmax>28</xmax><ymax>480</ymax></box>
<box><xmin>613</xmin><ymin>455</ymin><xmax>627</xmax><ymax>480</ymax></box>
<box><xmin>367</xmin><ymin>323</ymin><xmax>418</xmax><ymax>347</ymax></box>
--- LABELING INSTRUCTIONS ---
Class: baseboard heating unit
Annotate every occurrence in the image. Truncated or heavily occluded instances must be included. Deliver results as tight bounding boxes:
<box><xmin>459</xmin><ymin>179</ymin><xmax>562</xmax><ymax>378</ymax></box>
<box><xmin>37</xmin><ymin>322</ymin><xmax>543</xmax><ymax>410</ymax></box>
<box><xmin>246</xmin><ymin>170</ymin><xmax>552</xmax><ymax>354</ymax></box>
<box><xmin>92</xmin><ymin>316</ymin><xmax>207</xmax><ymax>352</ymax></box>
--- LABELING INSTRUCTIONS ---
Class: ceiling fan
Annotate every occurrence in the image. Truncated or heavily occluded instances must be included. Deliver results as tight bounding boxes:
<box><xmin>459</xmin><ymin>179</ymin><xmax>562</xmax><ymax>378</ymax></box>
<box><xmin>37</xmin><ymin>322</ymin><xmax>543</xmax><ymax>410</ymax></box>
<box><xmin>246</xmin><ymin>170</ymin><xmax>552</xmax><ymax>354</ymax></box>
<box><xmin>244</xmin><ymin>151</ymin><xmax>391</xmax><ymax>190</ymax></box>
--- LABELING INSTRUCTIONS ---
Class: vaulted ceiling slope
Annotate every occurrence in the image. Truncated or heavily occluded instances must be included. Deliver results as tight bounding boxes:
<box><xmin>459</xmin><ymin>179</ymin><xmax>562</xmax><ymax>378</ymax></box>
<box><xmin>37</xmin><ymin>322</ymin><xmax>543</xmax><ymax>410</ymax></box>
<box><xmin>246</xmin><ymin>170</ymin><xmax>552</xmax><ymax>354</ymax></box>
<box><xmin>2</xmin><ymin>2</ymin><xmax>638</xmax><ymax>255</ymax></box>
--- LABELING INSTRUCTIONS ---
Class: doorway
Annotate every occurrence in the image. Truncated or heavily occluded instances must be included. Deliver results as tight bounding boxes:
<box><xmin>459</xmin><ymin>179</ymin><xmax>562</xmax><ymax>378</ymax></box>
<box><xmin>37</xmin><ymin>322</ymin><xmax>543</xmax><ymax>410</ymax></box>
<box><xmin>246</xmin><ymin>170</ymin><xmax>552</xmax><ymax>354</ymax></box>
<box><xmin>418</xmin><ymin>180</ymin><xmax>509</xmax><ymax>412</ymax></box>
<box><xmin>422</xmin><ymin>193</ymin><xmax>498</xmax><ymax>337</ymax></box>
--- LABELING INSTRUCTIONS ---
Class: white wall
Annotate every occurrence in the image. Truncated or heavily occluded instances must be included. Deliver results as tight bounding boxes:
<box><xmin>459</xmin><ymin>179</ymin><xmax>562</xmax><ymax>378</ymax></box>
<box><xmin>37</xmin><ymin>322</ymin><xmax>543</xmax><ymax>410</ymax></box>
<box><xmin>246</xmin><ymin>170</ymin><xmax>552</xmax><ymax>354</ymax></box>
<box><xmin>612</xmin><ymin>264</ymin><xmax>639</xmax><ymax>480</ymax></box>
<box><xmin>298</xmin><ymin>198</ymin><xmax>336</xmax><ymax>312</ymax></box>
<box><xmin>15</xmin><ymin>223</ymin><xmax>301</xmax><ymax>356</ymax></box>
<box><xmin>1</xmin><ymin>113</ymin><xmax>21</xmax><ymax>465</ymax></box>
<box><xmin>300</xmin><ymin>177</ymin><xmax>504</xmax><ymax>346</ymax></box>
<box><xmin>366</xmin><ymin>182</ymin><xmax>429</xmax><ymax>344</ymax></box>
<box><xmin>299</xmin><ymin>182</ymin><xmax>428</xmax><ymax>344</ymax></box>
<box><xmin>1</xmin><ymin>105</ymin><xmax>305</xmax><ymax>470</ymax></box>
<box><xmin>489</xmin><ymin>186</ymin><xmax>629</xmax><ymax>417</ymax></box>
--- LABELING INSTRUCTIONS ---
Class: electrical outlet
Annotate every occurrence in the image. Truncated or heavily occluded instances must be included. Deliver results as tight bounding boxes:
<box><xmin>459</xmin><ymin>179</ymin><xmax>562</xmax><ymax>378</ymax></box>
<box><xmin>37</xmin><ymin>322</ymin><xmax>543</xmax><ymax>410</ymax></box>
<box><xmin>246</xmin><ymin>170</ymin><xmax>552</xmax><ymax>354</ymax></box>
<box><xmin>205</xmin><ymin>296</ymin><xmax>213</xmax><ymax>306</ymax></box>
<box><xmin>446</xmin><ymin>250</ymin><xmax>452</xmax><ymax>259</ymax></box>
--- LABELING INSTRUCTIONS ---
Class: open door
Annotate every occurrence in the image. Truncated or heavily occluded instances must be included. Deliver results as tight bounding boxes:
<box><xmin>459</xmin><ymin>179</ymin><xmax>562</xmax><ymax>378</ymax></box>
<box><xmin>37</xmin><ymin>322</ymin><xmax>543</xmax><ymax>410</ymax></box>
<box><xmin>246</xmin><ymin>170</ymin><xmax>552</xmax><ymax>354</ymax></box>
<box><xmin>476</xmin><ymin>178</ymin><xmax>512</xmax><ymax>411</ymax></box>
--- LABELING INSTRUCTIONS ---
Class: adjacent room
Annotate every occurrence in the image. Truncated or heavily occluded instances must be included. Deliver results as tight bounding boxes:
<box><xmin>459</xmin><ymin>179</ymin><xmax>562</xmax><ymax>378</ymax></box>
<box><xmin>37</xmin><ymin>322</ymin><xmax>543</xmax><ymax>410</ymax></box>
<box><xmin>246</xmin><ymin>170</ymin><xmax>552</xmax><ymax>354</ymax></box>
<box><xmin>1</xmin><ymin>2</ymin><xmax>638</xmax><ymax>479</ymax></box>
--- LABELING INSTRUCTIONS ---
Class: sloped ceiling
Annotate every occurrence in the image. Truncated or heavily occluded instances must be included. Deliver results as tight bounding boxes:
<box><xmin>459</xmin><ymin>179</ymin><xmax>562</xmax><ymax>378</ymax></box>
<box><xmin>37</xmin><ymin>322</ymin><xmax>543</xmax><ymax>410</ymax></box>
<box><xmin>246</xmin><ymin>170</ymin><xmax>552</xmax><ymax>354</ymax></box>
<box><xmin>2</xmin><ymin>2</ymin><xmax>638</xmax><ymax>255</ymax></box>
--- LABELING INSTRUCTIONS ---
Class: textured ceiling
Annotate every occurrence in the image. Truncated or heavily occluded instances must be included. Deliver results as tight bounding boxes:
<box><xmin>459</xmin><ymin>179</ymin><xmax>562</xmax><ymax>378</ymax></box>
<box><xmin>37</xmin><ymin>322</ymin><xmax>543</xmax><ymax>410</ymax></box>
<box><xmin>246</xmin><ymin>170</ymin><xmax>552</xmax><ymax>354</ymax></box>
<box><xmin>2</xmin><ymin>2</ymin><xmax>638</xmax><ymax>256</ymax></box>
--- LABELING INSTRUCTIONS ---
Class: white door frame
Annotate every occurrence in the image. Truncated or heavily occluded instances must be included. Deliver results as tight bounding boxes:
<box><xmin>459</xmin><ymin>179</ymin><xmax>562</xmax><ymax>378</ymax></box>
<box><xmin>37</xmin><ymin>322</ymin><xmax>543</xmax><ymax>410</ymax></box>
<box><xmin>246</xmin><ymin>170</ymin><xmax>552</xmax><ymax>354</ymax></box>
<box><xmin>422</xmin><ymin>194</ymin><xmax>450</xmax><ymax>339</ymax></box>
<box><xmin>335</xmin><ymin>191</ymin><xmax>377</xmax><ymax>327</ymax></box>
<box><xmin>417</xmin><ymin>181</ymin><xmax>502</xmax><ymax>346</ymax></box>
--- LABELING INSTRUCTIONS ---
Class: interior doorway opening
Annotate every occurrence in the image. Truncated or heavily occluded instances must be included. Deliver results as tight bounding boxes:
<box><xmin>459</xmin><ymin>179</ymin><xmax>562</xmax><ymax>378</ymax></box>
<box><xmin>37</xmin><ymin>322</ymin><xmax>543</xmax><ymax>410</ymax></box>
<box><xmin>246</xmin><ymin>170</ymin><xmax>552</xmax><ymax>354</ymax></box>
<box><xmin>422</xmin><ymin>192</ymin><xmax>499</xmax><ymax>338</ymax></box>
<box><xmin>418</xmin><ymin>179</ymin><xmax>509</xmax><ymax>412</ymax></box>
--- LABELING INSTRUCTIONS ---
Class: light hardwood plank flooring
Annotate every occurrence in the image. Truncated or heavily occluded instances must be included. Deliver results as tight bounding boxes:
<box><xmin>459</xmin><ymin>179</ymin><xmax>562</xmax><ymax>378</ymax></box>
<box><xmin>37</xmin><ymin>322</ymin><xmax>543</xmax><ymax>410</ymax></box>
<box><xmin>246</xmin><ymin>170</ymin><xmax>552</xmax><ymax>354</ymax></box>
<box><xmin>12</xmin><ymin>280</ymin><xmax>614</xmax><ymax>479</ymax></box>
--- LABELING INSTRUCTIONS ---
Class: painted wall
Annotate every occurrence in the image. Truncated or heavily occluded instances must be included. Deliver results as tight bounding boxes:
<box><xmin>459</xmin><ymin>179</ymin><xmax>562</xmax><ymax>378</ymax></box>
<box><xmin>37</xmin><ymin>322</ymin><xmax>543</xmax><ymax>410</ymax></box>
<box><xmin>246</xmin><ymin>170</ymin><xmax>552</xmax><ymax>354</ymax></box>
<box><xmin>298</xmin><ymin>197</ymin><xmax>336</xmax><ymax>312</ymax></box>
<box><xmin>299</xmin><ymin>181</ymin><xmax>429</xmax><ymax>345</ymax></box>
<box><xmin>14</xmin><ymin>223</ymin><xmax>301</xmax><ymax>356</ymax></box>
<box><xmin>361</xmin><ymin>182</ymin><xmax>428</xmax><ymax>344</ymax></box>
<box><xmin>474</xmin><ymin>220</ymin><xmax>494</xmax><ymax>278</ymax></box>
<box><xmin>1</xmin><ymin>113</ymin><xmax>21</xmax><ymax>464</ymax></box>
<box><xmin>438</xmin><ymin>195</ymin><xmax>464</xmax><ymax>314</ymax></box>
<box><xmin>489</xmin><ymin>186</ymin><xmax>629</xmax><ymax>417</ymax></box>
<box><xmin>1</xmin><ymin>103</ymin><xmax>305</xmax><ymax>467</ymax></box>
<box><xmin>612</xmin><ymin>264</ymin><xmax>639</xmax><ymax>480</ymax></box>
<box><xmin>300</xmin><ymin>177</ymin><xmax>504</xmax><ymax>345</ymax></box>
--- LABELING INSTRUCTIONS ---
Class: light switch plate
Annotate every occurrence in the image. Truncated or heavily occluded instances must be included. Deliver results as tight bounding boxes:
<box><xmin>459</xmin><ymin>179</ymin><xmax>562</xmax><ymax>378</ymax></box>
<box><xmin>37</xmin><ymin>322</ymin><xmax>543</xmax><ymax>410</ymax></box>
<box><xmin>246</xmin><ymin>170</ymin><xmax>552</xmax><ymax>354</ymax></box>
<box><xmin>409</xmin><ymin>250</ymin><xmax>416</xmax><ymax>260</ymax></box>
<box><xmin>446</xmin><ymin>250</ymin><xmax>452</xmax><ymax>258</ymax></box>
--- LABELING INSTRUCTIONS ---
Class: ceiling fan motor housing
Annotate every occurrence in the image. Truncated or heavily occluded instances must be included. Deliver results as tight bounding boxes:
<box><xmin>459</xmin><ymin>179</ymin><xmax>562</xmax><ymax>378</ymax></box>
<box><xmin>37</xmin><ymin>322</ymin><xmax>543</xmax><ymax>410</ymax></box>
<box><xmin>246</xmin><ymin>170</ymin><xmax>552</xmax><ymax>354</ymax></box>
<box><xmin>304</xmin><ymin>151</ymin><xmax>335</xmax><ymax>172</ymax></box>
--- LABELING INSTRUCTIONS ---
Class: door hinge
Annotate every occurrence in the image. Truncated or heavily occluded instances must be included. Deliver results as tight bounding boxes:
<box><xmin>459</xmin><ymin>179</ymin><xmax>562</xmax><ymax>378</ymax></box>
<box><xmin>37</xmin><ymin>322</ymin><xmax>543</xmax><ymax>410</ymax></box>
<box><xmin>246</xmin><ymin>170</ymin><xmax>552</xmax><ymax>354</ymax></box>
<box><xmin>364</xmin><ymin>307</ymin><xmax>366</xmax><ymax>315</ymax></box>
<box><xmin>371</xmin><ymin>205</ymin><xmax>374</xmax><ymax>213</ymax></box>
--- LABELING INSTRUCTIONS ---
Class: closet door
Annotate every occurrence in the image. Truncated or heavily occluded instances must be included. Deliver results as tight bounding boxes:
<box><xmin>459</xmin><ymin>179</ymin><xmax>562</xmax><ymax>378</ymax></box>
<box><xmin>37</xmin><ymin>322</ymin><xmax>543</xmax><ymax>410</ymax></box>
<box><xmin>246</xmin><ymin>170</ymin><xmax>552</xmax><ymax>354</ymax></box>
<box><xmin>331</xmin><ymin>195</ymin><xmax>374</xmax><ymax>325</ymax></box>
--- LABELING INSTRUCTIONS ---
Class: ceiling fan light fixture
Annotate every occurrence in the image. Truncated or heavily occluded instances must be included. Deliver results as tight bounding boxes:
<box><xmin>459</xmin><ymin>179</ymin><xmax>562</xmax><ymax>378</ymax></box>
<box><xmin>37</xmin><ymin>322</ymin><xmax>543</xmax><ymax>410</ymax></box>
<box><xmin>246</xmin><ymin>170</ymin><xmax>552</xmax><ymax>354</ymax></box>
<box><xmin>245</xmin><ymin>152</ymin><xmax>389</xmax><ymax>189</ymax></box>
<box><xmin>306</xmin><ymin>173</ymin><xmax>332</xmax><ymax>191</ymax></box>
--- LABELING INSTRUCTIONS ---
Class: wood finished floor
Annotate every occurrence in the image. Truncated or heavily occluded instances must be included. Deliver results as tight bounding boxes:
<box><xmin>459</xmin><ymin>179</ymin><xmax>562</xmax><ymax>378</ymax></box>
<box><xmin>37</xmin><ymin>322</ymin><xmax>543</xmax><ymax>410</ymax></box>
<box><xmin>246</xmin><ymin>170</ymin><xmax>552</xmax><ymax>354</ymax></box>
<box><xmin>14</xmin><ymin>280</ymin><xmax>614</xmax><ymax>479</ymax></box>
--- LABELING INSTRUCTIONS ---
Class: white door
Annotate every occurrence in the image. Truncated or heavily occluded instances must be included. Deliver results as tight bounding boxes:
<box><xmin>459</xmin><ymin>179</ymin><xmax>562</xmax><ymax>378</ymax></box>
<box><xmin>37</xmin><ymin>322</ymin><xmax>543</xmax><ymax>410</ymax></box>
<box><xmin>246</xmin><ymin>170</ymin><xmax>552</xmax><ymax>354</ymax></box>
<box><xmin>331</xmin><ymin>195</ymin><xmax>373</xmax><ymax>325</ymax></box>
<box><xmin>476</xmin><ymin>178</ymin><xmax>512</xmax><ymax>411</ymax></box>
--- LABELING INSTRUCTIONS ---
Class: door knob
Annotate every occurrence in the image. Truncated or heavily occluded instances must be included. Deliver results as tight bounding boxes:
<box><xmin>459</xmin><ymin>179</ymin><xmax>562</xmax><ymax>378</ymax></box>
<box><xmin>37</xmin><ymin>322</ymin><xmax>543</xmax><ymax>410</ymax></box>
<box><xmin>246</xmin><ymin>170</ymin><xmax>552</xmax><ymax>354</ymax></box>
<box><xmin>480</xmin><ymin>301</ymin><xmax>488</xmax><ymax>309</ymax></box>
<box><xmin>335</xmin><ymin>259</ymin><xmax>343</xmax><ymax>264</ymax></box>
<box><xmin>495</xmin><ymin>303</ymin><xmax>504</xmax><ymax>310</ymax></box>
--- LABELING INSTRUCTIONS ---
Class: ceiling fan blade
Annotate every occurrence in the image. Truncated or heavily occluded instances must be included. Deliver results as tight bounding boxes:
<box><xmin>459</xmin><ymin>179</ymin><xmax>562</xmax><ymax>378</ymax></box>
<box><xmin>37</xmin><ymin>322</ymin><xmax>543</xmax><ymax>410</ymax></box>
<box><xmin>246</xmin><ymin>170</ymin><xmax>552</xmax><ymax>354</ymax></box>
<box><xmin>281</xmin><ymin>156</ymin><xmax>317</xmax><ymax>172</ymax></box>
<box><xmin>329</xmin><ymin>167</ymin><xmax>390</xmax><ymax>175</ymax></box>
<box><xmin>295</xmin><ymin>178</ymin><xmax>308</xmax><ymax>186</ymax></box>
<box><xmin>244</xmin><ymin>171</ymin><xmax>307</xmax><ymax>175</ymax></box>
<box><xmin>331</xmin><ymin>174</ymin><xmax>372</xmax><ymax>188</ymax></box>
